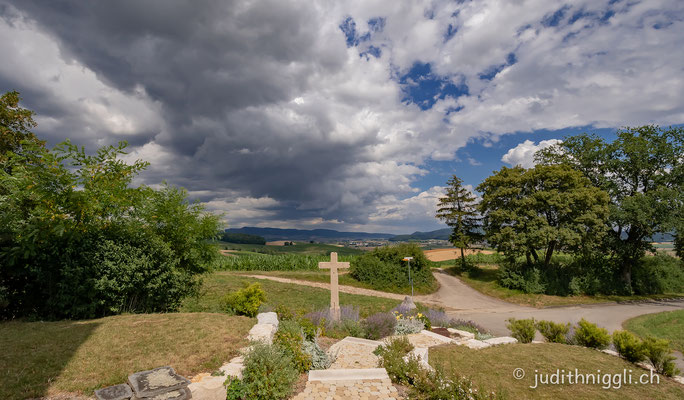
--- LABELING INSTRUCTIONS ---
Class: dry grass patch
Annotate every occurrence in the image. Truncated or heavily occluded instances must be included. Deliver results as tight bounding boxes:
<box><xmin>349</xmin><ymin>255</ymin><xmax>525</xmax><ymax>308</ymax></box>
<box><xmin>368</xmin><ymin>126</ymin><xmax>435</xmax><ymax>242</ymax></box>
<box><xmin>0</xmin><ymin>313</ymin><xmax>252</xmax><ymax>400</ymax></box>
<box><xmin>429</xmin><ymin>343</ymin><xmax>684</xmax><ymax>400</ymax></box>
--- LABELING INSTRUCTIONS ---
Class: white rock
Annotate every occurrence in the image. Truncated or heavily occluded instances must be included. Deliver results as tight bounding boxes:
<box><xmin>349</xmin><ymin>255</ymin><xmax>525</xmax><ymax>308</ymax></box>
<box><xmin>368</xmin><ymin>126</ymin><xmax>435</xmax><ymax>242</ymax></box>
<box><xmin>601</xmin><ymin>349</ymin><xmax>620</xmax><ymax>357</ymax></box>
<box><xmin>256</xmin><ymin>312</ymin><xmax>279</xmax><ymax>328</ymax></box>
<box><xmin>462</xmin><ymin>339</ymin><xmax>492</xmax><ymax>349</ymax></box>
<box><xmin>247</xmin><ymin>323</ymin><xmax>276</xmax><ymax>344</ymax></box>
<box><xmin>447</xmin><ymin>328</ymin><xmax>475</xmax><ymax>339</ymax></box>
<box><xmin>483</xmin><ymin>337</ymin><xmax>518</xmax><ymax>346</ymax></box>
<box><xmin>673</xmin><ymin>375</ymin><xmax>684</xmax><ymax>385</ymax></box>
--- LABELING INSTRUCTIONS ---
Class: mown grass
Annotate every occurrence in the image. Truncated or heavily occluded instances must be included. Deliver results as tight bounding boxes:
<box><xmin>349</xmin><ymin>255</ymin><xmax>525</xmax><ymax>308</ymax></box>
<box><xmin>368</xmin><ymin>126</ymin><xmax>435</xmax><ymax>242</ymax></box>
<box><xmin>624</xmin><ymin>310</ymin><xmax>684</xmax><ymax>353</ymax></box>
<box><xmin>232</xmin><ymin>269</ymin><xmax>439</xmax><ymax>295</ymax></box>
<box><xmin>181</xmin><ymin>272</ymin><xmax>402</xmax><ymax>317</ymax></box>
<box><xmin>0</xmin><ymin>313</ymin><xmax>252</xmax><ymax>400</ymax></box>
<box><xmin>445</xmin><ymin>263</ymin><xmax>684</xmax><ymax>308</ymax></box>
<box><xmin>218</xmin><ymin>241</ymin><xmax>363</xmax><ymax>256</ymax></box>
<box><xmin>429</xmin><ymin>343</ymin><xmax>684</xmax><ymax>400</ymax></box>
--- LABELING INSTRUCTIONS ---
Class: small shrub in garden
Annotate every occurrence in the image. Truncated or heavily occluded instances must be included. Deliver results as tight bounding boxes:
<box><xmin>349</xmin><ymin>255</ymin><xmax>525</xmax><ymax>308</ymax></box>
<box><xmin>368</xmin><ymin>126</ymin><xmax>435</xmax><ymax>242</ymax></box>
<box><xmin>506</xmin><ymin>318</ymin><xmax>535</xmax><ymax>343</ymax></box>
<box><xmin>274</xmin><ymin>304</ymin><xmax>295</xmax><ymax>321</ymax></box>
<box><xmin>535</xmin><ymin>320</ymin><xmax>569</xmax><ymax>344</ymax></box>
<box><xmin>394</xmin><ymin>315</ymin><xmax>424</xmax><ymax>335</ymax></box>
<box><xmin>223</xmin><ymin>283</ymin><xmax>266</xmax><ymax>317</ymax></box>
<box><xmin>363</xmin><ymin>312</ymin><xmax>397</xmax><ymax>340</ymax></box>
<box><xmin>642</xmin><ymin>337</ymin><xmax>680</xmax><ymax>377</ymax></box>
<box><xmin>274</xmin><ymin>320</ymin><xmax>312</xmax><ymax>373</ymax></box>
<box><xmin>573</xmin><ymin>319</ymin><xmax>610</xmax><ymax>349</ymax></box>
<box><xmin>374</xmin><ymin>336</ymin><xmax>419</xmax><ymax>385</ymax></box>
<box><xmin>225</xmin><ymin>343</ymin><xmax>298</xmax><ymax>400</ymax></box>
<box><xmin>303</xmin><ymin>336</ymin><xmax>334</xmax><ymax>370</ymax></box>
<box><xmin>612</xmin><ymin>330</ymin><xmax>646</xmax><ymax>363</ymax></box>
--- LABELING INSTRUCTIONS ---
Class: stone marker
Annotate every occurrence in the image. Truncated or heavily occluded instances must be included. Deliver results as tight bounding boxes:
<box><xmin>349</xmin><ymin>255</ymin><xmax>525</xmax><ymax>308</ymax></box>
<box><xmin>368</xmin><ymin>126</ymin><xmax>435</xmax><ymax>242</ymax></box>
<box><xmin>94</xmin><ymin>383</ymin><xmax>133</xmax><ymax>400</ymax></box>
<box><xmin>256</xmin><ymin>311</ymin><xmax>279</xmax><ymax>328</ymax></box>
<box><xmin>399</xmin><ymin>295</ymin><xmax>417</xmax><ymax>311</ymax></box>
<box><xmin>318</xmin><ymin>252</ymin><xmax>350</xmax><ymax>321</ymax></box>
<box><xmin>128</xmin><ymin>366</ymin><xmax>191</xmax><ymax>398</ymax></box>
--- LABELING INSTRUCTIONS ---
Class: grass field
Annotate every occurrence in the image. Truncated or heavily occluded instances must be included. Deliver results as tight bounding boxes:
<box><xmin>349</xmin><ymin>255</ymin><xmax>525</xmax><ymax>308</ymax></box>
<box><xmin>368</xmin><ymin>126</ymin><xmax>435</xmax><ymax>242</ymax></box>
<box><xmin>181</xmin><ymin>271</ymin><xmax>402</xmax><ymax>316</ymax></box>
<box><xmin>444</xmin><ymin>264</ymin><xmax>684</xmax><ymax>308</ymax></box>
<box><xmin>218</xmin><ymin>241</ymin><xmax>364</xmax><ymax>256</ymax></box>
<box><xmin>429</xmin><ymin>343</ymin><xmax>684</xmax><ymax>400</ymax></box>
<box><xmin>0</xmin><ymin>313</ymin><xmax>252</xmax><ymax>400</ymax></box>
<box><xmin>624</xmin><ymin>310</ymin><xmax>684</xmax><ymax>353</ymax></box>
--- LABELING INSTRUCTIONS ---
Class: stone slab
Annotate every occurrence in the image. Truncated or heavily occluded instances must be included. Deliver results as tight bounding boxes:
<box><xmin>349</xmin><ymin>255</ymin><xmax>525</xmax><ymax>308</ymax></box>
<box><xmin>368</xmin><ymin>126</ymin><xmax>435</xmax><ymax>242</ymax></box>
<box><xmin>674</xmin><ymin>375</ymin><xmax>684</xmax><ymax>385</ymax></box>
<box><xmin>462</xmin><ymin>339</ymin><xmax>492</xmax><ymax>349</ymax></box>
<box><xmin>256</xmin><ymin>312</ymin><xmax>279</xmax><ymax>328</ymax></box>
<box><xmin>483</xmin><ymin>336</ymin><xmax>518</xmax><ymax>345</ymax></box>
<box><xmin>447</xmin><ymin>328</ymin><xmax>475</xmax><ymax>339</ymax></box>
<box><xmin>247</xmin><ymin>323</ymin><xmax>276</xmax><ymax>344</ymax></box>
<box><xmin>337</xmin><ymin>336</ymin><xmax>383</xmax><ymax>347</ymax></box>
<box><xmin>95</xmin><ymin>383</ymin><xmax>133</xmax><ymax>400</ymax></box>
<box><xmin>308</xmin><ymin>368</ymin><xmax>390</xmax><ymax>382</ymax></box>
<box><xmin>132</xmin><ymin>387</ymin><xmax>191</xmax><ymax>400</ymax></box>
<box><xmin>601</xmin><ymin>349</ymin><xmax>620</xmax><ymax>357</ymax></box>
<box><xmin>128</xmin><ymin>366</ymin><xmax>190</xmax><ymax>398</ymax></box>
<box><xmin>419</xmin><ymin>329</ymin><xmax>456</xmax><ymax>344</ymax></box>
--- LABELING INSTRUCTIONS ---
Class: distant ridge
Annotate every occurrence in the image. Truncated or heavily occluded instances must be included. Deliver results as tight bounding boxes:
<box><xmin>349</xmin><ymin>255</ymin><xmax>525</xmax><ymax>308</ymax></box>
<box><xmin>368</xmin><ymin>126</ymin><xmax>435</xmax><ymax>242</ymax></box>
<box><xmin>224</xmin><ymin>227</ymin><xmax>394</xmax><ymax>241</ymax></box>
<box><xmin>388</xmin><ymin>228</ymin><xmax>452</xmax><ymax>241</ymax></box>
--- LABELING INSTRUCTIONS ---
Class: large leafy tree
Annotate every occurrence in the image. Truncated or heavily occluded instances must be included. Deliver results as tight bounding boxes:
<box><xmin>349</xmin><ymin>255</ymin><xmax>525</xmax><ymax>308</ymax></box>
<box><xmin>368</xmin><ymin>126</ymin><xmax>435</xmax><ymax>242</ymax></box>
<box><xmin>537</xmin><ymin>125</ymin><xmax>683</xmax><ymax>287</ymax></box>
<box><xmin>0</xmin><ymin>91</ymin><xmax>44</xmax><ymax>163</ymax></box>
<box><xmin>0</xmin><ymin>92</ymin><xmax>220</xmax><ymax>319</ymax></box>
<box><xmin>435</xmin><ymin>176</ymin><xmax>481</xmax><ymax>268</ymax></box>
<box><xmin>477</xmin><ymin>164</ymin><xmax>610</xmax><ymax>268</ymax></box>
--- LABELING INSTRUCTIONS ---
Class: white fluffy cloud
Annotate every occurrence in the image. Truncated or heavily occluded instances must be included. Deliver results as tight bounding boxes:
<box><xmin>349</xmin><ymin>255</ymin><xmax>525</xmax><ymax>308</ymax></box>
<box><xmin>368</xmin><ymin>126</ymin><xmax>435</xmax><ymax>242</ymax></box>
<box><xmin>2</xmin><ymin>0</ymin><xmax>683</xmax><ymax>233</ymax></box>
<box><xmin>501</xmin><ymin>139</ymin><xmax>562</xmax><ymax>168</ymax></box>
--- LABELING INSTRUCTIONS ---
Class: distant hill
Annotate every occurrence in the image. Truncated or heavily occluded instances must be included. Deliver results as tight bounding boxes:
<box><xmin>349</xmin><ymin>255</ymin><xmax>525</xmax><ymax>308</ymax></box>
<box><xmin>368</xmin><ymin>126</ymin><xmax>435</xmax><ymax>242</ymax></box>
<box><xmin>388</xmin><ymin>228</ymin><xmax>452</xmax><ymax>241</ymax></box>
<box><xmin>224</xmin><ymin>227</ymin><xmax>394</xmax><ymax>241</ymax></box>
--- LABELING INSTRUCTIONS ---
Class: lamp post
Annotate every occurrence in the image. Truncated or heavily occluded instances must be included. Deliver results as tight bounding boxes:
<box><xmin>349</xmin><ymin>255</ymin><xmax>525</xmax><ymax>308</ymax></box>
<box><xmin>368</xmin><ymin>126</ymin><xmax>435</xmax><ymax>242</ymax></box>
<box><xmin>402</xmin><ymin>256</ymin><xmax>414</xmax><ymax>297</ymax></box>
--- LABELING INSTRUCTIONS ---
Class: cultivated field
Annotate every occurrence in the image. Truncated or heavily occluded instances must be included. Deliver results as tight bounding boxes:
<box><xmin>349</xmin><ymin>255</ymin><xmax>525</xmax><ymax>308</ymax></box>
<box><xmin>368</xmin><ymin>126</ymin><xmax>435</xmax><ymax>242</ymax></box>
<box><xmin>423</xmin><ymin>247</ymin><xmax>494</xmax><ymax>262</ymax></box>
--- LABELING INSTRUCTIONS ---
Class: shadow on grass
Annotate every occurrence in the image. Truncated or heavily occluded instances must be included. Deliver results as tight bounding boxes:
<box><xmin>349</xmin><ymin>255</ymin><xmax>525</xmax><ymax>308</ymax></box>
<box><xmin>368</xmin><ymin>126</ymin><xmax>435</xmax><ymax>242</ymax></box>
<box><xmin>0</xmin><ymin>319</ymin><xmax>99</xmax><ymax>400</ymax></box>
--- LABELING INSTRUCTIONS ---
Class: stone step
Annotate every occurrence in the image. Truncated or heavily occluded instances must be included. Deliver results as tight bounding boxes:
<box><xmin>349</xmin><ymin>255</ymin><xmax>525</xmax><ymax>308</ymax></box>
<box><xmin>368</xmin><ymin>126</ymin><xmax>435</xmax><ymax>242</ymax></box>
<box><xmin>308</xmin><ymin>368</ymin><xmax>389</xmax><ymax>382</ymax></box>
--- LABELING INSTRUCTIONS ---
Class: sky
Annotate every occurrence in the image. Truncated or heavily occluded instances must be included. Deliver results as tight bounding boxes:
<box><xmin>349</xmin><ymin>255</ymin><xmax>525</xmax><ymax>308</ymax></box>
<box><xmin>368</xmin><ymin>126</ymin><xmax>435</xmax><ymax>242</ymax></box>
<box><xmin>1</xmin><ymin>0</ymin><xmax>683</xmax><ymax>234</ymax></box>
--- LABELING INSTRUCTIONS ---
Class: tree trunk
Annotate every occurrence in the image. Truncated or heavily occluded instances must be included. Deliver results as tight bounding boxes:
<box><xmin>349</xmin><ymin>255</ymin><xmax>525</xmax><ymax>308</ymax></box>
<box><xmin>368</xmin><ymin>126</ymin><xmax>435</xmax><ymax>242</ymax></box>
<box><xmin>530</xmin><ymin>248</ymin><xmax>539</xmax><ymax>263</ymax></box>
<box><xmin>525</xmin><ymin>252</ymin><xmax>532</xmax><ymax>266</ymax></box>
<box><xmin>460</xmin><ymin>246</ymin><xmax>466</xmax><ymax>269</ymax></box>
<box><xmin>544</xmin><ymin>241</ymin><xmax>556</xmax><ymax>266</ymax></box>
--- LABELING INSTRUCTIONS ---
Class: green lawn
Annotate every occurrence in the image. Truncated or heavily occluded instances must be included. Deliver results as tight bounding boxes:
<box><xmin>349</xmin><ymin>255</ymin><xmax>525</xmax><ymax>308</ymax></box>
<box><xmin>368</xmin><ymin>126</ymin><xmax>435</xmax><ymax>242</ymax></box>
<box><xmin>624</xmin><ymin>310</ymin><xmax>684</xmax><ymax>353</ymax></box>
<box><xmin>430</xmin><ymin>343</ymin><xmax>684</xmax><ymax>400</ymax></box>
<box><xmin>181</xmin><ymin>271</ymin><xmax>402</xmax><ymax>317</ymax></box>
<box><xmin>446</xmin><ymin>264</ymin><xmax>684</xmax><ymax>308</ymax></box>
<box><xmin>218</xmin><ymin>241</ymin><xmax>364</xmax><ymax>256</ymax></box>
<box><xmin>0</xmin><ymin>313</ymin><xmax>253</xmax><ymax>400</ymax></box>
<box><xmin>233</xmin><ymin>269</ymin><xmax>439</xmax><ymax>295</ymax></box>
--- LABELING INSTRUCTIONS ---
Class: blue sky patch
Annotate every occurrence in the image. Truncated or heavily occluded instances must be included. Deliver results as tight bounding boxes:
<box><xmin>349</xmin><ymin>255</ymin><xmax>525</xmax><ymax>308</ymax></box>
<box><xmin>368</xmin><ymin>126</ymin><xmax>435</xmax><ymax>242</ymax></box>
<box><xmin>399</xmin><ymin>62</ymin><xmax>468</xmax><ymax>110</ymax></box>
<box><xmin>542</xmin><ymin>5</ymin><xmax>571</xmax><ymax>27</ymax></box>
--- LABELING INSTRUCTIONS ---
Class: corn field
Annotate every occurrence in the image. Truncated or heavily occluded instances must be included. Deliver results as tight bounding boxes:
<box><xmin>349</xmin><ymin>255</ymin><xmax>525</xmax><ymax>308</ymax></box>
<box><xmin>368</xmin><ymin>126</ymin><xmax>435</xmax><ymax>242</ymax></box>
<box><xmin>218</xmin><ymin>253</ymin><xmax>357</xmax><ymax>271</ymax></box>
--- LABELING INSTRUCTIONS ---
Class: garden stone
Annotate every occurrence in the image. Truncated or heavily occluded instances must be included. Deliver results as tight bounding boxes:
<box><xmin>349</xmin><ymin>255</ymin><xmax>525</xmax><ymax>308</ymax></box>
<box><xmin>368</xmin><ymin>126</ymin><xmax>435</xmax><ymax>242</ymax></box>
<box><xmin>601</xmin><ymin>349</ymin><xmax>619</xmax><ymax>357</ymax></box>
<box><xmin>483</xmin><ymin>336</ymin><xmax>518</xmax><ymax>346</ymax></box>
<box><xmin>399</xmin><ymin>296</ymin><xmax>417</xmax><ymax>311</ymax></box>
<box><xmin>94</xmin><ymin>383</ymin><xmax>133</xmax><ymax>400</ymax></box>
<box><xmin>247</xmin><ymin>323</ymin><xmax>276</xmax><ymax>343</ymax></box>
<box><xmin>132</xmin><ymin>388</ymin><xmax>191</xmax><ymax>400</ymax></box>
<box><xmin>128</xmin><ymin>366</ymin><xmax>190</xmax><ymax>398</ymax></box>
<box><xmin>463</xmin><ymin>339</ymin><xmax>492</xmax><ymax>349</ymax></box>
<box><xmin>256</xmin><ymin>312</ymin><xmax>279</xmax><ymax>328</ymax></box>
<box><xmin>447</xmin><ymin>328</ymin><xmax>475</xmax><ymax>339</ymax></box>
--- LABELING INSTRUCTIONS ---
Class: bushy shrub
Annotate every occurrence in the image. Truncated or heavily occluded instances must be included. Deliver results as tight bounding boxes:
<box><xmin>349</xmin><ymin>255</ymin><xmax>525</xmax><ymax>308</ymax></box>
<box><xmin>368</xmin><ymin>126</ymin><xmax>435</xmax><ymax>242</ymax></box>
<box><xmin>225</xmin><ymin>343</ymin><xmax>298</xmax><ymax>400</ymax></box>
<box><xmin>374</xmin><ymin>336</ymin><xmax>418</xmax><ymax>385</ymax></box>
<box><xmin>612</xmin><ymin>330</ymin><xmax>646</xmax><ymax>363</ymax></box>
<box><xmin>535</xmin><ymin>320</ymin><xmax>570</xmax><ymax>344</ymax></box>
<box><xmin>394</xmin><ymin>318</ymin><xmax>425</xmax><ymax>335</ymax></box>
<box><xmin>573</xmin><ymin>319</ymin><xmax>610</xmax><ymax>349</ymax></box>
<box><xmin>223</xmin><ymin>283</ymin><xmax>266</xmax><ymax>317</ymax></box>
<box><xmin>274</xmin><ymin>320</ymin><xmax>312</xmax><ymax>373</ymax></box>
<box><xmin>303</xmin><ymin>336</ymin><xmax>334</xmax><ymax>370</ymax></box>
<box><xmin>498</xmin><ymin>266</ymin><xmax>546</xmax><ymax>294</ymax></box>
<box><xmin>642</xmin><ymin>337</ymin><xmax>679</xmax><ymax>377</ymax></box>
<box><xmin>632</xmin><ymin>254</ymin><xmax>684</xmax><ymax>295</ymax></box>
<box><xmin>363</xmin><ymin>312</ymin><xmax>397</xmax><ymax>340</ymax></box>
<box><xmin>350</xmin><ymin>243</ymin><xmax>435</xmax><ymax>292</ymax></box>
<box><xmin>506</xmin><ymin>318</ymin><xmax>535</xmax><ymax>343</ymax></box>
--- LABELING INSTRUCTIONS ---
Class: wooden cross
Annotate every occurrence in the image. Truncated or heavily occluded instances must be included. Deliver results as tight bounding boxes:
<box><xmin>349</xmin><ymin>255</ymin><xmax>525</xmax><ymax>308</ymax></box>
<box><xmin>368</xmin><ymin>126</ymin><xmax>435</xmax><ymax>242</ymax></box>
<box><xmin>318</xmin><ymin>252</ymin><xmax>350</xmax><ymax>322</ymax></box>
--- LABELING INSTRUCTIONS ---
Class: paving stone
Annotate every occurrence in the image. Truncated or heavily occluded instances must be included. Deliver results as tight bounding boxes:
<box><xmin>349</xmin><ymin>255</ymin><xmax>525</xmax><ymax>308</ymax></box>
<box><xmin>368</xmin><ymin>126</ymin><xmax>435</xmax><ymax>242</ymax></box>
<box><xmin>132</xmin><ymin>387</ymin><xmax>191</xmax><ymax>400</ymax></box>
<box><xmin>94</xmin><ymin>383</ymin><xmax>133</xmax><ymax>400</ymax></box>
<box><xmin>483</xmin><ymin>336</ymin><xmax>518</xmax><ymax>346</ymax></box>
<box><xmin>256</xmin><ymin>312</ymin><xmax>279</xmax><ymax>328</ymax></box>
<box><xmin>328</xmin><ymin>337</ymin><xmax>381</xmax><ymax>369</ymax></box>
<box><xmin>247</xmin><ymin>323</ymin><xmax>276</xmax><ymax>344</ymax></box>
<box><xmin>128</xmin><ymin>366</ymin><xmax>190</xmax><ymax>398</ymax></box>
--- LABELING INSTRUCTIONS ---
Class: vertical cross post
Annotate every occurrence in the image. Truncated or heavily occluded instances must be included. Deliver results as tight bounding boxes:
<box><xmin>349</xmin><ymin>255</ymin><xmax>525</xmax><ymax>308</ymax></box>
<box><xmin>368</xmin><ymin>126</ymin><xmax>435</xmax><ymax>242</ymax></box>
<box><xmin>318</xmin><ymin>252</ymin><xmax>350</xmax><ymax>322</ymax></box>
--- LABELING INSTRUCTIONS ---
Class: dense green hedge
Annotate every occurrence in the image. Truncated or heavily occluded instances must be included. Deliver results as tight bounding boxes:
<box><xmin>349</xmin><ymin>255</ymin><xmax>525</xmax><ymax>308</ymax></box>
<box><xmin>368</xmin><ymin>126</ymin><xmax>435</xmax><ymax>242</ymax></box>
<box><xmin>222</xmin><ymin>232</ymin><xmax>266</xmax><ymax>245</ymax></box>
<box><xmin>350</xmin><ymin>243</ymin><xmax>435</xmax><ymax>292</ymax></box>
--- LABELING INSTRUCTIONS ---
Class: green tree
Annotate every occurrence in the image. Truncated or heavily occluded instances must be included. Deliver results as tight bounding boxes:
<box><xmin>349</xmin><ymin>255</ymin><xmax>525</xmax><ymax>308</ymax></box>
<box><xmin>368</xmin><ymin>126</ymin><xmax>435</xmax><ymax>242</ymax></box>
<box><xmin>0</xmin><ymin>91</ymin><xmax>44</xmax><ymax>163</ymax></box>
<box><xmin>537</xmin><ymin>125</ymin><xmax>684</xmax><ymax>288</ymax></box>
<box><xmin>477</xmin><ymin>164</ymin><xmax>610</xmax><ymax>267</ymax></box>
<box><xmin>435</xmin><ymin>176</ymin><xmax>481</xmax><ymax>268</ymax></box>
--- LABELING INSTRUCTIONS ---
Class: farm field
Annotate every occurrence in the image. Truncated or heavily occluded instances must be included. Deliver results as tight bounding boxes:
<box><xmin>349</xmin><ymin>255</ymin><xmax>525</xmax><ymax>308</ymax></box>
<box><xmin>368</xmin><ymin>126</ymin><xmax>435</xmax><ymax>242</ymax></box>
<box><xmin>423</xmin><ymin>247</ymin><xmax>495</xmax><ymax>262</ymax></box>
<box><xmin>218</xmin><ymin>241</ymin><xmax>364</xmax><ymax>256</ymax></box>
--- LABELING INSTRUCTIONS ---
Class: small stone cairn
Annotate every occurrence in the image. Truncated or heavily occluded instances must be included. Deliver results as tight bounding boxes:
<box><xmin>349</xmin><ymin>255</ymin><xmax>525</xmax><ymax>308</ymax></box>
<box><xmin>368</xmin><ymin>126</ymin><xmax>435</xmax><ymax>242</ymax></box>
<box><xmin>94</xmin><ymin>366</ymin><xmax>191</xmax><ymax>400</ymax></box>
